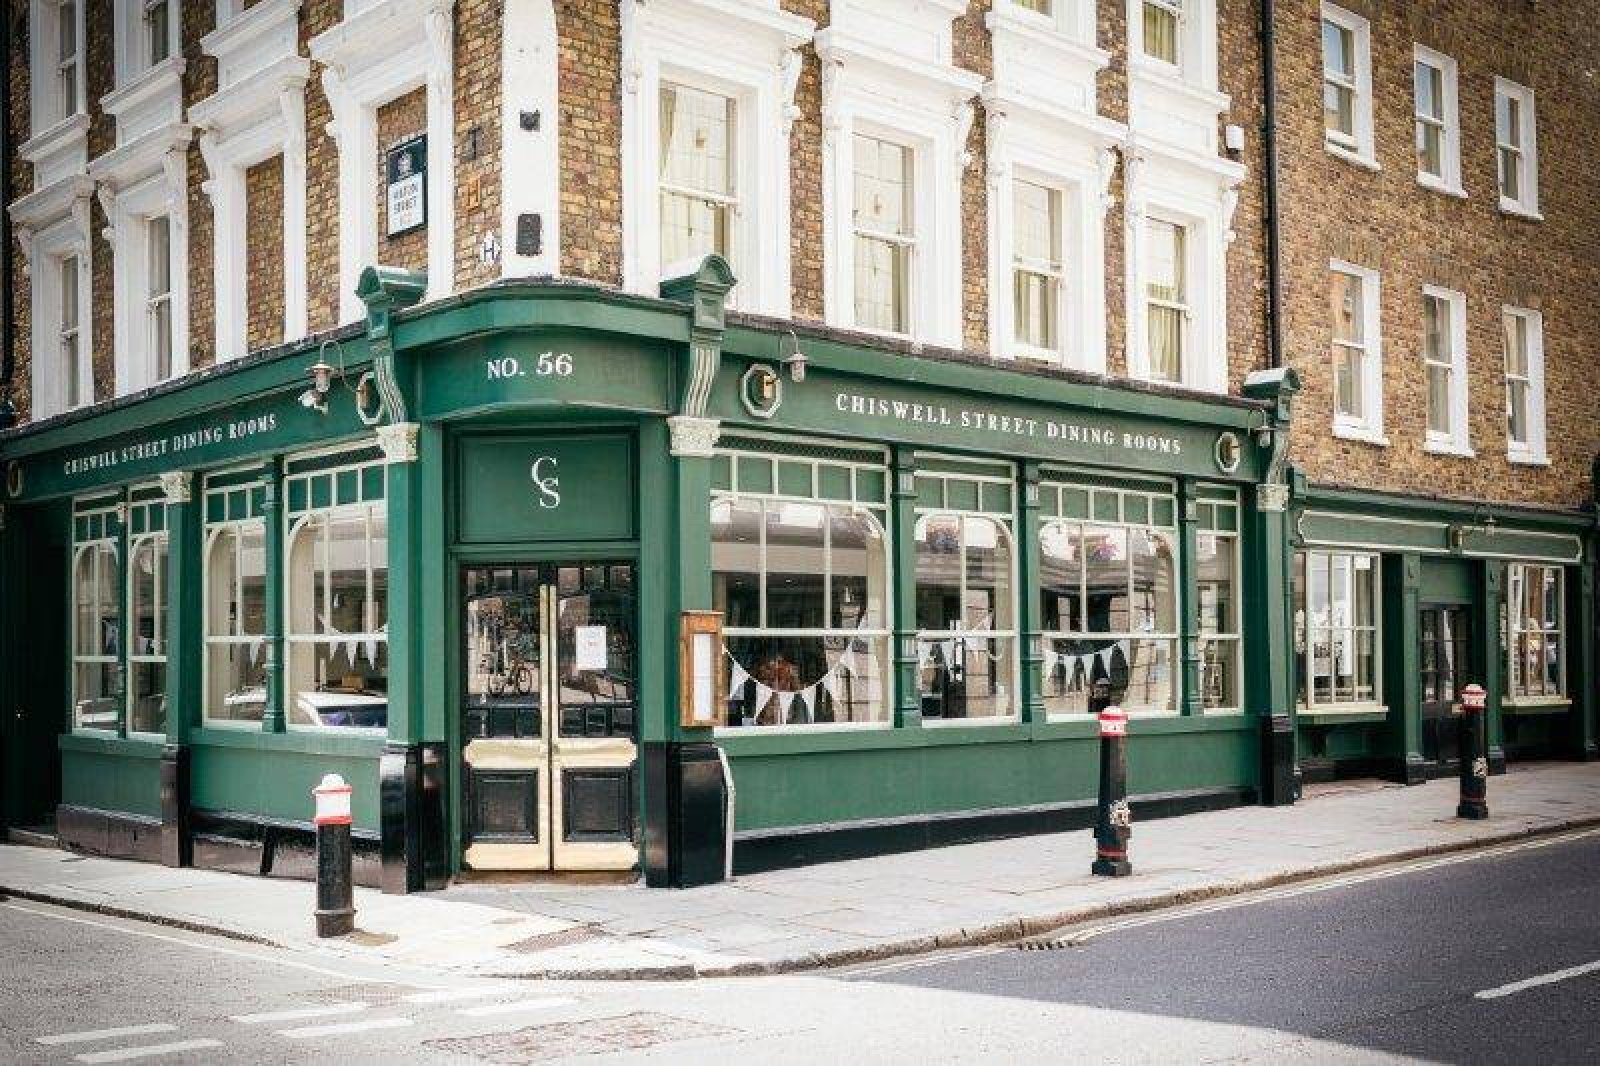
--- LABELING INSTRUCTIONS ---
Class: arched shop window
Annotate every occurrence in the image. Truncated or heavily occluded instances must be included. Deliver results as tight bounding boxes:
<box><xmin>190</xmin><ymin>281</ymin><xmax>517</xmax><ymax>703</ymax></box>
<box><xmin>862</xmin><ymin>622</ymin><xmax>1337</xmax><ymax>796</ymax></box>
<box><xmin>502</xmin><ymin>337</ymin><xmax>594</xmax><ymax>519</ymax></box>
<box><xmin>71</xmin><ymin>502</ymin><xmax>122</xmax><ymax>733</ymax></box>
<box><xmin>1507</xmin><ymin>563</ymin><xmax>1564</xmax><ymax>700</ymax></box>
<box><xmin>914</xmin><ymin>465</ymin><xmax>1018</xmax><ymax>721</ymax></box>
<box><xmin>1039</xmin><ymin>481</ymin><xmax>1178</xmax><ymax>716</ymax></box>
<box><xmin>126</xmin><ymin>494</ymin><xmax>169</xmax><ymax>736</ymax></box>
<box><xmin>203</xmin><ymin>478</ymin><xmax>268</xmax><ymax>725</ymax></box>
<box><xmin>711</xmin><ymin>447</ymin><xmax>890</xmax><ymax>728</ymax></box>
<box><xmin>284</xmin><ymin>454</ymin><xmax>388</xmax><ymax>731</ymax></box>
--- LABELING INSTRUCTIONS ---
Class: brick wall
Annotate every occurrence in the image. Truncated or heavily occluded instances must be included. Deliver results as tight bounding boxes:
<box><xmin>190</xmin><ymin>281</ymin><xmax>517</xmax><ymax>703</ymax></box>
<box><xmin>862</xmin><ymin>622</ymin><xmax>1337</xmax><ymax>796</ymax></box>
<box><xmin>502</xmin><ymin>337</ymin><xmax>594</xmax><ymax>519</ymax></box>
<box><xmin>245</xmin><ymin>156</ymin><xmax>286</xmax><ymax>352</ymax></box>
<box><xmin>557</xmin><ymin>0</ymin><xmax>622</xmax><ymax>283</ymax></box>
<box><xmin>183</xmin><ymin>1</ymin><xmax>217</xmax><ymax>373</ymax></box>
<box><xmin>303</xmin><ymin>0</ymin><xmax>341</xmax><ymax>334</ymax></box>
<box><xmin>86</xmin><ymin>0</ymin><xmax>115</xmax><ymax>401</ymax></box>
<box><xmin>783</xmin><ymin>0</ymin><xmax>825</xmax><ymax>323</ymax></box>
<box><xmin>6</xmin><ymin>0</ymin><xmax>32</xmax><ymax>418</ymax></box>
<box><xmin>454</xmin><ymin>0</ymin><xmax>501</xmax><ymax>291</ymax></box>
<box><xmin>1274</xmin><ymin>0</ymin><xmax>1600</xmax><ymax>507</ymax></box>
<box><xmin>375</xmin><ymin>88</ymin><xmax>429</xmax><ymax>274</ymax></box>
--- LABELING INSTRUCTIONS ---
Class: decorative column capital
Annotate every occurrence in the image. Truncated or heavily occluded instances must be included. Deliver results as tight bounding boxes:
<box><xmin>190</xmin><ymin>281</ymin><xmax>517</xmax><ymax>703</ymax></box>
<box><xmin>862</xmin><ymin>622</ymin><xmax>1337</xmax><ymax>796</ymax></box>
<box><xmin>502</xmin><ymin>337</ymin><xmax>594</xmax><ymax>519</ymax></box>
<box><xmin>667</xmin><ymin>416</ymin><xmax>720</xmax><ymax>459</ymax></box>
<box><xmin>1257</xmin><ymin>483</ymin><xmax>1290</xmax><ymax>513</ymax></box>
<box><xmin>376</xmin><ymin>422</ymin><xmax>421</xmax><ymax>464</ymax></box>
<box><xmin>159</xmin><ymin>471</ymin><xmax>193</xmax><ymax>505</ymax></box>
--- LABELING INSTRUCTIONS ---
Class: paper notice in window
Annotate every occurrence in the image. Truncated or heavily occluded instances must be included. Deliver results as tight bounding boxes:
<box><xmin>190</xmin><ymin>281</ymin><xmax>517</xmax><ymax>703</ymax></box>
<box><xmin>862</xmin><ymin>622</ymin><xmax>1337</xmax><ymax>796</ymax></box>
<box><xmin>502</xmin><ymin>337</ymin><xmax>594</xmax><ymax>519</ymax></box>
<box><xmin>575</xmin><ymin>625</ymin><xmax>608</xmax><ymax>671</ymax></box>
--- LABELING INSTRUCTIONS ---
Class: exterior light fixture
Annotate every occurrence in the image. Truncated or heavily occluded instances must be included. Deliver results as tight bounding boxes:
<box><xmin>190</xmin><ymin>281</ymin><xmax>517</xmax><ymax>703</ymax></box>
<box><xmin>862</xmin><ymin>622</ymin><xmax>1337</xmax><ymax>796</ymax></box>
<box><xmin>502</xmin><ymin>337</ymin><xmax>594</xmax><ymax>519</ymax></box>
<box><xmin>301</xmin><ymin>357</ymin><xmax>333</xmax><ymax>414</ymax></box>
<box><xmin>781</xmin><ymin>330</ymin><xmax>808</xmax><ymax>383</ymax></box>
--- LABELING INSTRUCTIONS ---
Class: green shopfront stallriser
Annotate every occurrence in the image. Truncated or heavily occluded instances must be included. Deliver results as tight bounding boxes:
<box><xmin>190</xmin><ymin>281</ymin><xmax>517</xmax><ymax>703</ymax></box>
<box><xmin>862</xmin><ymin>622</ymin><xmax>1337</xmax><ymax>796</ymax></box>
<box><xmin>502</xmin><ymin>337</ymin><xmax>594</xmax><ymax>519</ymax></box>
<box><xmin>0</xmin><ymin>259</ymin><xmax>1363</xmax><ymax>892</ymax></box>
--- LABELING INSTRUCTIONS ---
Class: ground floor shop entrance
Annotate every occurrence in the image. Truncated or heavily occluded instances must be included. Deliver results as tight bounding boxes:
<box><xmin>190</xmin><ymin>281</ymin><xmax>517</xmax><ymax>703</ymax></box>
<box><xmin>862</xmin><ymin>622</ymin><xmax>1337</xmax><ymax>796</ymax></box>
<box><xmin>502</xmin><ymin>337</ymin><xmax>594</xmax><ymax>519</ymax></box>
<box><xmin>459</xmin><ymin>562</ymin><xmax>638</xmax><ymax>872</ymax></box>
<box><xmin>1419</xmin><ymin>604</ymin><xmax>1471</xmax><ymax>767</ymax></box>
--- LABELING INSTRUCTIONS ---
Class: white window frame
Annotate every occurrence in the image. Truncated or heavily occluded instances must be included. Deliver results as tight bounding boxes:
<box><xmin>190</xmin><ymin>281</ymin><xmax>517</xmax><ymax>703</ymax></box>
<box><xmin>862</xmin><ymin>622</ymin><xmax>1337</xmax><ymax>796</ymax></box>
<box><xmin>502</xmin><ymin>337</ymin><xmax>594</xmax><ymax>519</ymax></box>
<box><xmin>1008</xmin><ymin>176</ymin><xmax>1066</xmax><ymax>360</ymax></box>
<box><xmin>1125</xmin><ymin>185</ymin><xmax>1229</xmax><ymax>394</ymax></box>
<box><xmin>1138</xmin><ymin>0</ymin><xmax>1184</xmax><ymax>69</ymax></box>
<box><xmin>202</xmin><ymin>505</ymin><xmax>270</xmax><ymax>730</ymax></box>
<box><xmin>29</xmin><ymin>0</ymin><xmax>85</xmax><ymax>131</ymax></box>
<box><xmin>311</xmin><ymin>0</ymin><xmax>455</xmax><ymax>322</ymax></box>
<box><xmin>71</xmin><ymin>509</ymin><xmax>122</xmax><ymax>736</ymax></box>
<box><xmin>126</xmin><ymin>525</ymin><xmax>169</xmax><ymax>739</ymax></box>
<box><xmin>1143</xmin><ymin>214</ymin><xmax>1190</xmax><ymax>385</ymax></box>
<box><xmin>1420</xmin><ymin>285</ymin><xmax>1471</xmax><ymax>457</ymax></box>
<box><xmin>144</xmin><ymin>214</ymin><xmax>175</xmax><ymax>384</ymax></box>
<box><xmin>284</xmin><ymin>499</ymin><xmax>389</xmax><ymax>735</ymax></box>
<box><xmin>818</xmin><ymin>3</ymin><xmax>981</xmax><ymax>349</ymax></box>
<box><xmin>103</xmin><ymin>166</ymin><xmax>190</xmax><ymax>395</ymax></box>
<box><xmin>1320</xmin><ymin>3</ymin><xmax>1375</xmax><ymax>168</ymax></box>
<box><xmin>112</xmin><ymin>0</ymin><xmax>180</xmax><ymax>86</ymax></box>
<box><xmin>1412</xmin><ymin>45</ymin><xmax>1462</xmax><ymax>196</ymax></box>
<box><xmin>1494</xmin><ymin>77</ymin><xmax>1540</xmax><ymax>219</ymax></box>
<box><xmin>850</xmin><ymin>129</ymin><xmax>918</xmax><ymax>338</ymax></box>
<box><xmin>1197</xmin><ymin>499</ymin><xmax>1241</xmax><ymax>714</ymax></box>
<box><xmin>190</xmin><ymin>0</ymin><xmax>312</xmax><ymax>360</ymax></box>
<box><xmin>1297</xmin><ymin>550</ymin><xmax>1383</xmax><ymax>714</ymax></box>
<box><xmin>1506</xmin><ymin>563</ymin><xmax>1565</xmax><ymax>704</ymax></box>
<box><xmin>618</xmin><ymin>0</ymin><xmax>812</xmax><ymax>315</ymax></box>
<box><xmin>1503</xmin><ymin>306</ymin><xmax>1548</xmax><ymax>466</ymax></box>
<box><xmin>1329</xmin><ymin>259</ymin><xmax>1386</xmax><ymax>445</ymax></box>
<box><xmin>24</xmin><ymin>208</ymin><xmax>94</xmax><ymax>418</ymax></box>
<box><xmin>1125</xmin><ymin>0</ymin><xmax>1217</xmax><ymax>90</ymax></box>
<box><xmin>913</xmin><ymin>509</ymin><xmax>1022</xmax><ymax>726</ymax></box>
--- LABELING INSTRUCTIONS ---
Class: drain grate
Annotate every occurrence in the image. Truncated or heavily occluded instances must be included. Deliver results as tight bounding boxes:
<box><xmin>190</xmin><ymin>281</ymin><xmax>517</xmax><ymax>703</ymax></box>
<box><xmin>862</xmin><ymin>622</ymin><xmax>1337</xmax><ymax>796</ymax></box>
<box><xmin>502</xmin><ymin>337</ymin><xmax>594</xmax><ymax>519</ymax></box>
<box><xmin>507</xmin><ymin>926</ymin><xmax>600</xmax><ymax>953</ymax></box>
<box><xmin>424</xmin><ymin>1011</ymin><xmax>733</xmax><ymax>1063</ymax></box>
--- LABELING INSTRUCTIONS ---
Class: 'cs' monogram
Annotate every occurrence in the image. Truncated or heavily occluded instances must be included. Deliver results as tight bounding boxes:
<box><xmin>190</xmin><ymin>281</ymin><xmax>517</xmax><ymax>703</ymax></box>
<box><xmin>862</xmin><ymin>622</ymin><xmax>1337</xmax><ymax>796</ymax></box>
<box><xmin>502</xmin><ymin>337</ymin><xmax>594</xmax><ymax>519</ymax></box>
<box><xmin>531</xmin><ymin>457</ymin><xmax>561</xmax><ymax>509</ymax></box>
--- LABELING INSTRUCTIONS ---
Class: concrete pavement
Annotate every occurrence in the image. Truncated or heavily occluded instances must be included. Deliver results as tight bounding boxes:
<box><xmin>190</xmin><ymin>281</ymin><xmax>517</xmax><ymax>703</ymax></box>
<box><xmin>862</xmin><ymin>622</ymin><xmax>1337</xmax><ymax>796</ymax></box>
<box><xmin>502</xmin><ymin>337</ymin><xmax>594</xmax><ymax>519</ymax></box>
<box><xmin>2</xmin><ymin>762</ymin><xmax>1598</xmax><ymax>980</ymax></box>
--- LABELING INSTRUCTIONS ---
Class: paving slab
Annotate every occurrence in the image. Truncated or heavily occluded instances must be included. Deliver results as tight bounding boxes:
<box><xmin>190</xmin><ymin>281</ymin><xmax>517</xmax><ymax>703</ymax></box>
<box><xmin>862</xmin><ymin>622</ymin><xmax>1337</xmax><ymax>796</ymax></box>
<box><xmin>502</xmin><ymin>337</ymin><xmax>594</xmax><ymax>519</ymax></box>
<box><xmin>3</xmin><ymin>762</ymin><xmax>1598</xmax><ymax>979</ymax></box>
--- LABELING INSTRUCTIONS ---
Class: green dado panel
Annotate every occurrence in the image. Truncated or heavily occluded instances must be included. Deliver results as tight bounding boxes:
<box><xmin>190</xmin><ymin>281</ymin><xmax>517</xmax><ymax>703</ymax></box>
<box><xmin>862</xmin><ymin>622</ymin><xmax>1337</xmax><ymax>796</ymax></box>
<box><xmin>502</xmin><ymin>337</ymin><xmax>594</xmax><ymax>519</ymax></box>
<box><xmin>60</xmin><ymin>747</ymin><xmax>163</xmax><ymax>819</ymax></box>
<box><xmin>455</xmin><ymin>433</ymin><xmax>636</xmax><ymax>544</ymax></box>
<box><xmin>190</xmin><ymin>745</ymin><xmax>381</xmax><ymax>831</ymax></box>
<box><xmin>727</xmin><ymin>730</ymin><xmax>1255</xmax><ymax>832</ymax></box>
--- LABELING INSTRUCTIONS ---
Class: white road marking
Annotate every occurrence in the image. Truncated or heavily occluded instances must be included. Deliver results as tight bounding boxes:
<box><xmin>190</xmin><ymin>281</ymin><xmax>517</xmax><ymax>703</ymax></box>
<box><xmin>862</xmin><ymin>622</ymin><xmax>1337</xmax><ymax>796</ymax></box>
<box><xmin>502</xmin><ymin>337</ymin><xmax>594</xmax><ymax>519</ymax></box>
<box><xmin>231</xmin><ymin>1003</ymin><xmax>369</xmax><ymax>1025</ymax></box>
<box><xmin>276</xmin><ymin>1016</ymin><xmax>415</xmax><ymax>1039</ymax></box>
<box><xmin>402</xmin><ymin>986</ymin><xmax>515</xmax><ymax>1004</ymax></box>
<box><xmin>456</xmin><ymin>996</ymin><xmax>576</xmax><ymax>1017</ymax></box>
<box><xmin>1475</xmin><ymin>959</ymin><xmax>1600</xmax><ymax>1000</ymax></box>
<box><xmin>844</xmin><ymin>945</ymin><xmax>1006</xmax><ymax>979</ymax></box>
<box><xmin>1057</xmin><ymin>827</ymin><xmax>1600</xmax><ymax>946</ymax></box>
<box><xmin>73</xmin><ymin>1040</ymin><xmax>224</xmax><ymax>1063</ymax></box>
<box><xmin>0</xmin><ymin>901</ymin><xmax>397</xmax><ymax>983</ymax></box>
<box><xmin>37</xmin><ymin>1024</ymin><xmax>179</xmax><ymax>1046</ymax></box>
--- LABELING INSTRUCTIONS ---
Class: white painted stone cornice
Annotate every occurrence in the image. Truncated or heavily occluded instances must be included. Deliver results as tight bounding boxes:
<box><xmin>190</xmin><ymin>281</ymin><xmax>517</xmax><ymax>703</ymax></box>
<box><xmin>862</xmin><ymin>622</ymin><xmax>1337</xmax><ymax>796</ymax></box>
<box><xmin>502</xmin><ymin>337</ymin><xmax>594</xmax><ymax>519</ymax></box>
<box><xmin>17</xmin><ymin>112</ymin><xmax>90</xmax><ymax>173</ymax></box>
<box><xmin>8</xmin><ymin>173</ymin><xmax>95</xmax><ymax>233</ymax></box>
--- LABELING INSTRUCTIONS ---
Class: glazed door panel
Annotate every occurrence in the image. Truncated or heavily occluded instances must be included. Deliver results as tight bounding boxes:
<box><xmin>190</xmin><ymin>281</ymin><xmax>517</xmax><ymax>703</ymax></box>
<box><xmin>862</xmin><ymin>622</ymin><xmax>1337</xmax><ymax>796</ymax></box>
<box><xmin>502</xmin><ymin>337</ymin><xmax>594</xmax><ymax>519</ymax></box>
<box><xmin>460</xmin><ymin>563</ymin><xmax>638</xmax><ymax>873</ymax></box>
<box><xmin>1419</xmin><ymin>605</ymin><xmax>1471</xmax><ymax>766</ymax></box>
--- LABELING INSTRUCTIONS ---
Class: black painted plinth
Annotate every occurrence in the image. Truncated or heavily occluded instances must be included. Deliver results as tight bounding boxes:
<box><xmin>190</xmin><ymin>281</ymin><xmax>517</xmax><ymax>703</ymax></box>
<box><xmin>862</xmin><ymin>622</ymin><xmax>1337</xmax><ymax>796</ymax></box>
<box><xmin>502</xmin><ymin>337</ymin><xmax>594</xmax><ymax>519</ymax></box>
<box><xmin>379</xmin><ymin>741</ymin><xmax>449</xmax><ymax>894</ymax></box>
<box><xmin>314</xmin><ymin>822</ymin><xmax>356</xmax><ymax>937</ymax></box>
<box><xmin>641</xmin><ymin>741</ymin><xmax>728</xmax><ymax>888</ymax></box>
<box><xmin>1260</xmin><ymin>713</ymin><xmax>1297</xmax><ymax>805</ymax></box>
<box><xmin>159</xmin><ymin>744</ymin><xmax>191</xmax><ymax>868</ymax></box>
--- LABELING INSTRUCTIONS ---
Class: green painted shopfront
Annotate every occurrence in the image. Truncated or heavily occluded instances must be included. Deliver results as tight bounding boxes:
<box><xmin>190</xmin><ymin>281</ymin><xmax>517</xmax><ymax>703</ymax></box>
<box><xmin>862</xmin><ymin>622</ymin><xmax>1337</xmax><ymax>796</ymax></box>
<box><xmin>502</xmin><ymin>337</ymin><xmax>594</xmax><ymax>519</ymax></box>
<box><xmin>0</xmin><ymin>261</ymin><xmax>1593</xmax><ymax>890</ymax></box>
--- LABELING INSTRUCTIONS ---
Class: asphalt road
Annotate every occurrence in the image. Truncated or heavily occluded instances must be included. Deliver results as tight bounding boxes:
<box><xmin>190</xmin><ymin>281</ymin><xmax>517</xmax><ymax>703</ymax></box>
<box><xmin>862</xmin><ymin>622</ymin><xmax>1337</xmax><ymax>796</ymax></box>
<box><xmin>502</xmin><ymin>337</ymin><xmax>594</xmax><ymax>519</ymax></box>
<box><xmin>856</xmin><ymin>828</ymin><xmax>1600</xmax><ymax>1065</ymax></box>
<box><xmin>1</xmin><ymin>830</ymin><xmax>1597</xmax><ymax>1064</ymax></box>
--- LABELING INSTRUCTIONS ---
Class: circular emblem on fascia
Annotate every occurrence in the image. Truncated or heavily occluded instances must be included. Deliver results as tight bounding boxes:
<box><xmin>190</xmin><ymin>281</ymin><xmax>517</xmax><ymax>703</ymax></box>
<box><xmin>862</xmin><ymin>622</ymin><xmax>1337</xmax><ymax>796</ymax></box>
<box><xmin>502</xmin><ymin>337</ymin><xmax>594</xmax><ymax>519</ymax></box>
<box><xmin>1214</xmin><ymin>431</ymin><xmax>1243</xmax><ymax>474</ymax></box>
<box><xmin>4</xmin><ymin>461</ymin><xmax>21</xmax><ymax>498</ymax></box>
<box><xmin>740</xmin><ymin>363</ymin><xmax>782</xmax><ymax>419</ymax></box>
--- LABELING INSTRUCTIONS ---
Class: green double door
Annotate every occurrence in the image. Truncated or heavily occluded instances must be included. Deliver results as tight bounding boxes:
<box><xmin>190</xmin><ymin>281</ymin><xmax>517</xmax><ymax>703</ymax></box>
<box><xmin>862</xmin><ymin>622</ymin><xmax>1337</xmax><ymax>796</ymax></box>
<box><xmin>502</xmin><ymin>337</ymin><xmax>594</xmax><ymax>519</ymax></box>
<box><xmin>459</xmin><ymin>562</ymin><xmax>638</xmax><ymax>872</ymax></box>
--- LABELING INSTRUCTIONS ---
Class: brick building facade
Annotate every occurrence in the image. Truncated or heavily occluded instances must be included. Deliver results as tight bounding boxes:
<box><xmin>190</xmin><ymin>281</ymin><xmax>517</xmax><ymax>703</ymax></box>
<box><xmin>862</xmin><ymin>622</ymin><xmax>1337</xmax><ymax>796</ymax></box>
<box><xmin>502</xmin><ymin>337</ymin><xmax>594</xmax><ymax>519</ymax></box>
<box><xmin>0</xmin><ymin>2</ymin><xmax>1593</xmax><ymax>886</ymax></box>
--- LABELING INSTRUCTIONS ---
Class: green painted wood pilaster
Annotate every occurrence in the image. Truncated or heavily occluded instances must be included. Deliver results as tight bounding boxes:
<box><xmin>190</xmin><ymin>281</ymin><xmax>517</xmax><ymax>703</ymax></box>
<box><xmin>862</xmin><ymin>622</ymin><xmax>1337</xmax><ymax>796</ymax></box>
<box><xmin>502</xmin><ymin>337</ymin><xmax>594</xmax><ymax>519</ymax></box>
<box><xmin>261</xmin><ymin>458</ymin><xmax>286</xmax><ymax>733</ymax></box>
<box><xmin>164</xmin><ymin>477</ymin><xmax>200</xmax><ymax>746</ymax></box>
<box><xmin>638</xmin><ymin>420</ymin><xmax>672</xmax><ymax>747</ymax></box>
<box><xmin>1248</xmin><ymin>495</ymin><xmax>1294</xmax><ymax>718</ymax></box>
<box><xmin>670</xmin><ymin>442</ymin><xmax>714</xmax><ymax>745</ymax></box>
<box><xmin>1574</xmin><ymin>553</ymin><xmax>1597</xmax><ymax>759</ymax></box>
<box><xmin>1018</xmin><ymin>462</ymin><xmax>1044</xmax><ymax>724</ymax></box>
<box><xmin>1480</xmin><ymin>560</ymin><xmax>1506</xmax><ymax>771</ymax></box>
<box><xmin>1178</xmin><ymin>480</ymin><xmax>1201</xmax><ymax>716</ymax></box>
<box><xmin>115</xmin><ymin>490</ymin><xmax>130</xmax><ymax>738</ymax></box>
<box><xmin>1384</xmin><ymin>554</ymin><xmax>1424</xmax><ymax>781</ymax></box>
<box><xmin>384</xmin><ymin>429</ymin><xmax>422</xmax><ymax>746</ymax></box>
<box><xmin>417</xmin><ymin>423</ymin><xmax>449</xmax><ymax>744</ymax></box>
<box><xmin>890</xmin><ymin>446</ymin><xmax>921</xmax><ymax>729</ymax></box>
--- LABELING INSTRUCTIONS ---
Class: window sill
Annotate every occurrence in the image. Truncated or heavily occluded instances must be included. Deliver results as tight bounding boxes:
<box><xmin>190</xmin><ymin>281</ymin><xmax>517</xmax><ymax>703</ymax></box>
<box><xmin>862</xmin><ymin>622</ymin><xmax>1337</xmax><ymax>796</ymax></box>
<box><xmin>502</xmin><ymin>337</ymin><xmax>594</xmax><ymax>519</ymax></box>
<box><xmin>1417</xmin><ymin>175</ymin><xmax>1466</xmax><ymax>199</ymax></box>
<box><xmin>922</xmin><ymin>715</ymin><xmax>1020</xmax><ymax>728</ymax></box>
<box><xmin>1424</xmin><ymin>439</ymin><xmax>1475</xmax><ymax>459</ymax></box>
<box><xmin>1498</xmin><ymin>200</ymin><xmax>1543</xmax><ymax>222</ymax></box>
<box><xmin>1297</xmin><ymin>703</ymin><xmax>1389</xmax><ymax>724</ymax></box>
<box><xmin>1332</xmin><ymin>423</ymin><xmax>1389</xmax><ymax>447</ymax></box>
<box><xmin>715</xmin><ymin>721</ymin><xmax>892</xmax><ymax>738</ymax></box>
<box><xmin>1326</xmin><ymin>142</ymin><xmax>1380</xmax><ymax>172</ymax></box>
<box><xmin>1503</xmin><ymin>697</ymin><xmax>1569</xmax><ymax>716</ymax></box>
<box><xmin>1507</xmin><ymin>450</ymin><xmax>1551</xmax><ymax>468</ymax></box>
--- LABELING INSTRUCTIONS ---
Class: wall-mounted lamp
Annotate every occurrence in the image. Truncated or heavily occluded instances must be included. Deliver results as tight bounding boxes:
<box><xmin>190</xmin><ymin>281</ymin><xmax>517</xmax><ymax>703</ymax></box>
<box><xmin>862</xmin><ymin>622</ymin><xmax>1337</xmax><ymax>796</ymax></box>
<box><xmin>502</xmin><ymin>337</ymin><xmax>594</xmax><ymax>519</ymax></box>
<box><xmin>300</xmin><ymin>357</ymin><xmax>333</xmax><ymax>414</ymax></box>
<box><xmin>781</xmin><ymin>330</ymin><xmax>808</xmax><ymax>383</ymax></box>
<box><xmin>1448</xmin><ymin>505</ymin><xmax>1498</xmax><ymax>552</ymax></box>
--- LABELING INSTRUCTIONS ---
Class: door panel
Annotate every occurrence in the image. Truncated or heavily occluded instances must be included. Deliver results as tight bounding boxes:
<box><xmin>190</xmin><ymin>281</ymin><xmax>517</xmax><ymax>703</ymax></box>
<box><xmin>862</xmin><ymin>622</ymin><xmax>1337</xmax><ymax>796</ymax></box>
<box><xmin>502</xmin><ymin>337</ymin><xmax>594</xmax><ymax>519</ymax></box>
<box><xmin>461</xmin><ymin>567</ymin><xmax>549</xmax><ymax>871</ymax></box>
<box><xmin>460</xmin><ymin>562</ymin><xmax>638</xmax><ymax>874</ymax></box>
<box><xmin>1419</xmin><ymin>605</ymin><xmax>1470</xmax><ymax>766</ymax></box>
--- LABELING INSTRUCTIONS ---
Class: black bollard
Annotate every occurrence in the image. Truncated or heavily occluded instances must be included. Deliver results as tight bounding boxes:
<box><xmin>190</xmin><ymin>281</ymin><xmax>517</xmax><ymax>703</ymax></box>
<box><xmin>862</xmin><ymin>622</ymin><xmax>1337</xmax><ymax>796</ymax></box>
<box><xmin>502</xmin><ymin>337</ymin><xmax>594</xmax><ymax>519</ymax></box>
<box><xmin>312</xmin><ymin>774</ymin><xmax>357</xmax><ymax>937</ymax></box>
<box><xmin>1092</xmin><ymin>706</ymin><xmax>1132</xmax><ymax>877</ymax></box>
<box><xmin>1457</xmin><ymin>684</ymin><xmax>1489</xmax><ymax>820</ymax></box>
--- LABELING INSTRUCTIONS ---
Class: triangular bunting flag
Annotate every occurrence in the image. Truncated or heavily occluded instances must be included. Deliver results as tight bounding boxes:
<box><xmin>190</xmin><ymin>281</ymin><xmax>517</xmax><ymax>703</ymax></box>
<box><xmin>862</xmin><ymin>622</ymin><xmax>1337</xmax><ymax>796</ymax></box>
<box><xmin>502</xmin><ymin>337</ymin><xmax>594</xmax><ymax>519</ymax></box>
<box><xmin>728</xmin><ymin>659</ymin><xmax>750</xmax><ymax>694</ymax></box>
<box><xmin>822</xmin><ymin>669</ymin><xmax>845</xmax><ymax>705</ymax></box>
<box><xmin>751</xmin><ymin>681</ymin><xmax>773</xmax><ymax>718</ymax></box>
<box><xmin>776</xmin><ymin>690</ymin><xmax>795</xmax><ymax>719</ymax></box>
<box><xmin>364</xmin><ymin>637</ymin><xmax>378</xmax><ymax>666</ymax></box>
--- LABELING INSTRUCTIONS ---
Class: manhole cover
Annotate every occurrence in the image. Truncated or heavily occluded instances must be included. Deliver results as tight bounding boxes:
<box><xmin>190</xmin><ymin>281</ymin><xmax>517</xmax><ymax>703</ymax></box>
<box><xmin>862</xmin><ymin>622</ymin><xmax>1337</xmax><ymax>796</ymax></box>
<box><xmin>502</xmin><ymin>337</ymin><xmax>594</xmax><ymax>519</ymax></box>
<box><xmin>507</xmin><ymin>926</ymin><xmax>599</xmax><ymax>953</ymax></box>
<box><xmin>425</xmin><ymin>1011</ymin><xmax>733</xmax><ymax>1063</ymax></box>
